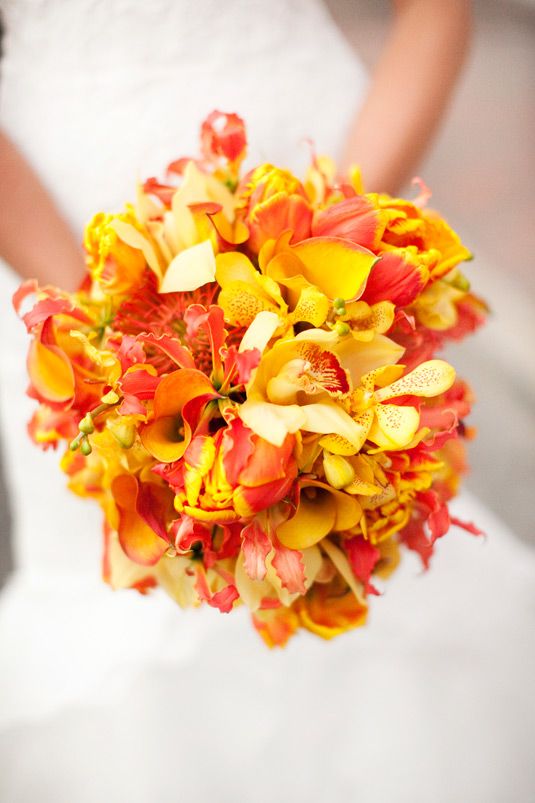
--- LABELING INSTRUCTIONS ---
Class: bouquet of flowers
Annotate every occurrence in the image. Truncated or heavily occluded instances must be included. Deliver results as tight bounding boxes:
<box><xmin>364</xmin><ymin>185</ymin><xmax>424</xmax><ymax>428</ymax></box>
<box><xmin>15</xmin><ymin>111</ymin><xmax>487</xmax><ymax>646</ymax></box>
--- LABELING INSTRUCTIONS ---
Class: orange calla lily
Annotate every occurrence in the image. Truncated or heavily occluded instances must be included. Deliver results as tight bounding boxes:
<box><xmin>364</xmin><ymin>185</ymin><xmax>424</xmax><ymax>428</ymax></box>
<box><xmin>140</xmin><ymin>368</ymin><xmax>218</xmax><ymax>462</ymax></box>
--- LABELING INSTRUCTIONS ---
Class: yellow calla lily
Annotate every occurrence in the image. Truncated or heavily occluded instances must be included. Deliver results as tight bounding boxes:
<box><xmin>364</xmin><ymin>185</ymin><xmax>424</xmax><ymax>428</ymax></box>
<box><xmin>276</xmin><ymin>480</ymin><xmax>361</xmax><ymax>550</ymax></box>
<box><xmin>265</xmin><ymin>236</ymin><xmax>378</xmax><ymax>304</ymax></box>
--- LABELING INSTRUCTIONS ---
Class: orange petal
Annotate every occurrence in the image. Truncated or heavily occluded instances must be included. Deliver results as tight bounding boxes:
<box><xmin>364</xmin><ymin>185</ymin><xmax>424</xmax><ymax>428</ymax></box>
<box><xmin>153</xmin><ymin>369</ymin><xmax>215</xmax><ymax>418</ymax></box>
<box><xmin>28</xmin><ymin>339</ymin><xmax>75</xmax><ymax>404</ymax></box>
<box><xmin>111</xmin><ymin>475</ymin><xmax>168</xmax><ymax>566</ymax></box>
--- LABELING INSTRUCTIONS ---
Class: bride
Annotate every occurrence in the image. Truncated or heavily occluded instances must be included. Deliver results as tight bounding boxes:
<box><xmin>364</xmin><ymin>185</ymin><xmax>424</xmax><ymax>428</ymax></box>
<box><xmin>1</xmin><ymin>1</ymin><xmax>534</xmax><ymax>801</ymax></box>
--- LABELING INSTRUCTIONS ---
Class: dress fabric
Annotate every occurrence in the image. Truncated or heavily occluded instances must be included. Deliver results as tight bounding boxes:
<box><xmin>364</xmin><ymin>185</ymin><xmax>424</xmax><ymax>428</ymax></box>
<box><xmin>0</xmin><ymin>2</ymin><xmax>534</xmax><ymax>801</ymax></box>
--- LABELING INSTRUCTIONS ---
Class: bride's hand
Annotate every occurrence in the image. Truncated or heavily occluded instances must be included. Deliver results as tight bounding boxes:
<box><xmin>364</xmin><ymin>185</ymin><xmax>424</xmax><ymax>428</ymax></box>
<box><xmin>340</xmin><ymin>0</ymin><xmax>472</xmax><ymax>195</ymax></box>
<box><xmin>0</xmin><ymin>131</ymin><xmax>85</xmax><ymax>290</ymax></box>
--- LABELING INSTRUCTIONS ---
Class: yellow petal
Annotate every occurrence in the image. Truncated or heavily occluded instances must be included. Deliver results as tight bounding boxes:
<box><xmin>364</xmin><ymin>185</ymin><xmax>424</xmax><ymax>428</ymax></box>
<box><xmin>302</xmin><ymin>545</ymin><xmax>323</xmax><ymax>589</ymax></box>
<box><xmin>239</xmin><ymin>311</ymin><xmax>282</xmax><ymax>354</ymax></box>
<box><xmin>323</xmin><ymin>453</ymin><xmax>356</xmax><ymax>489</ymax></box>
<box><xmin>414</xmin><ymin>280</ymin><xmax>464</xmax><ymax>330</ymax></box>
<box><xmin>216</xmin><ymin>251</ymin><xmax>259</xmax><ymax>286</ymax></box>
<box><xmin>321</xmin><ymin>538</ymin><xmax>366</xmax><ymax>605</ymax></box>
<box><xmin>290</xmin><ymin>238</ymin><xmax>377</xmax><ymax>301</ymax></box>
<box><xmin>332</xmin><ymin>490</ymin><xmax>362</xmax><ymax>531</ymax></box>
<box><xmin>318</xmin><ymin>433</ymin><xmax>362</xmax><ymax>456</ymax></box>
<box><xmin>157</xmin><ymin>555</ymin><xmax>199</xmax><ymax>609</ymax></box>
<box><xmin>290</xmin><ymin>286</ymin><xmax>330</xmax><ymax>327</ymax></box>
<box><xmin>301</xmin><ymin>402</ymin><xmax>369</xmax><ymax>448</ymax></box>
<box><xmin>239</xmin><ymin>400</ymin><xmax>306</xmax><ymax>446</ymax></box>
<box><xmin>373</xmin><ymin>404</ymin><xmax>420</xmax><ymax>448</ymax></box>
<box><xmin>361</xmin><ymin>364</ymin><xmax>405</xmax><ymax>389</ymax></box>
<box><xmin>141</xmin><ymin>415</ymin><xmax>187</xmax><ymax>462</ymax></box>
<box><xmin>374</xmin><ymin>359</ymin><xmax>456</xmax><ymax>401</ymax></box>
<box><xmin>218</xmin><ymin>282</ymin><xmax>280</xmax><ymax>327</ymax></box>
<box><xmin>159</xmin><ymin>239</ymin><xmax>216</xmax><ymax>293</ymax></box>
<box><xmin>277</xmin><ymin>489</ymin><xmax>337</xmax><ymax>549</ymax></box>
<box><xmin>109</xmin><ymin>219</ymin><xmax>162</xmax><ymax>280</ymax></box>
<box><xmin>335</xmin><ymin>334</ymin><xmax>405</xmax><ymax>386</ymax></box>
<box><xmin>28</xmin><ymin>340</ymin><xmax>75</xmax><ymax>403</ymax></box>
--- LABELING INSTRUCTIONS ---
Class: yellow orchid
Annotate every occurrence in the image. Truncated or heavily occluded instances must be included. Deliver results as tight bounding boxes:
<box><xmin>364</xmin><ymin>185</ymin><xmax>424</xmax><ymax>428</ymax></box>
<box><xmin>216</xmin><ymin>247</ymin><xmax>333</xmax><ymax>331</ymax></box>
<box><xmin>318</xmin><ymin>359</ymin><xmax>455</xmax><ymax>456</ymax></box>
<box><xmin>239</xmin><ymin>325</ymin><xmax>406</xmax><ymax>448</ymax></box>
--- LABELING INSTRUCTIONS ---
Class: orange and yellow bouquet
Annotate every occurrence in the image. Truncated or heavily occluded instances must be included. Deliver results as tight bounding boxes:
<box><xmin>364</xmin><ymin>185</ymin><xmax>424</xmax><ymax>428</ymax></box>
<box><xmin>15</xmin><ymin>111</ymin><xmax>487</xmax><ymax>646</ymax></box>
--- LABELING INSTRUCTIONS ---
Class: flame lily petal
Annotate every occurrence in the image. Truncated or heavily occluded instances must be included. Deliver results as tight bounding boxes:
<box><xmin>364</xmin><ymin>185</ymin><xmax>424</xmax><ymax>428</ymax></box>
<box><xmin>321</xmin><ymin>538</ymin><xmax>366</xmax><ymax>605</ymax></box>
<box><xmin>111</xmin><ymin>475</ymin><xmax>168</xmax><ymax>566</ymax></box>
<box><xmin>28</xmin><ymin>339</ymin><xmax>75</xmax><ymax>404</ymax></box>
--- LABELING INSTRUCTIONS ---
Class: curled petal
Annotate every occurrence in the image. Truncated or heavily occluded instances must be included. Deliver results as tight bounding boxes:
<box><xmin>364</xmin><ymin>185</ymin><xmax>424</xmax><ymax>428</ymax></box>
<box><xmin>371</xmin><ymin>404</ymin><xmax>420</xmax><ymax>449</ymax></box>
<box><xmin>277</xmin><ymin>488</ymin><xmax>337</xmax><ymax>550</ymax></box>
<box><xmin>239</xmin><ymin>311</ymin><xmax>281</xmax><ymax>354</ymax></box>
<box><xmin>109</xmin><ymin>219</ymin><xmax>162</xmax><ymax>280</ymax></box>
<box><xmin>268</xmin><ymin>237</ymin><xmax>377</xmax><ymax>302</ymax></box>
<box><xmin>111</xmin><ymin>475</ymin><xmax>169</xmax><ymax>566</ymax></box>
<box><xmin>241</xmin><ymin>519</ymin><xmax>272</xmax><ymax>582</ymax></box>
<box><xmin>194</xmin><ymin>567</ymin><xmax>239</xmax><ymax>613</ymax></box>
<box><xmin>362</xmin><ymin>251</ymin><xmax>428</xmax><ymax>307</ymax></box>
<box><xmin>239</xmin><ymin>400</ymin><xmax>306</xmax><ymax>447</ymax></box>
<box><xmin>312</xmin><ymin>195</ymin><xmax>381</xmax><ymax>249</ymax></box>
<box><xmin>28</xmin><ymin>339</ymin><xmax>75</xmax><ymax>404</ymax></box>
<box><xmin>271</xmin><ymin>537</ymin><xmax>306</xmax><ymax>595</ymax></box>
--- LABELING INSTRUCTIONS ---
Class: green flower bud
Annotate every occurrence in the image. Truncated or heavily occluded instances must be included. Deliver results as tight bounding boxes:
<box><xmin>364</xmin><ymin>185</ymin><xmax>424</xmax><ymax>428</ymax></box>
<box><xmin>80</xmin><ymin>438</ymin><xmax>93</xmax><ymax>456</ymax></box>
<box><xmin>79</xmin><ymin>413</ymin><xmax>94</xmax><ymax>435</ymax></box>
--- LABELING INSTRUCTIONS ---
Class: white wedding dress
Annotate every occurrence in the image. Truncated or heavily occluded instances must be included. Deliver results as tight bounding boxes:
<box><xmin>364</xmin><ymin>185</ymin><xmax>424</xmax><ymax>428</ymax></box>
<box><xmin>1</xmin><ymin>2</ymin><xmax>534</xmax><ymax>801</ymax></box>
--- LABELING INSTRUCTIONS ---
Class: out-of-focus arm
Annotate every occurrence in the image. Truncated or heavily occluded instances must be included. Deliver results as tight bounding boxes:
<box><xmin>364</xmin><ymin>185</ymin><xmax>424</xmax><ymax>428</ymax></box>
<box><xmin>340</xmin><ymin>0</ymin><xmax>472</xmax><ymax>194</ymax></box>
<box><xmin>0</xmin><ymin>131</ymin><xmax>85</xmax><ymax>290</ymax></box>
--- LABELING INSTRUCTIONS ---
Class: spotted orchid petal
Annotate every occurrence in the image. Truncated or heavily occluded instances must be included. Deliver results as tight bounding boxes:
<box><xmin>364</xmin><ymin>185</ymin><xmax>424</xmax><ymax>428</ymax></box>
<box><xmin>374</xmin><ymin>359</ymin><xmax>455</xmax><ymax>402</ymax></box>
<box><xmin>371</xmin><ymin>404</ymin><xmax>421</xmax><ymax>449</ymax></box>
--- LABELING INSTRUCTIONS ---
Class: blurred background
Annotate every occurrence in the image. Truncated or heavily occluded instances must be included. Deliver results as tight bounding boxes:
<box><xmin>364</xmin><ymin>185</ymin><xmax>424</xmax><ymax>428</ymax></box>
<box><xmin>0</xmin><ymin>0</ymin><xmax>534</xmax><ymax>586</ymax></box>
<box><xmin>327</xmin><ymin>0</ymin><xmax>535</xmax><ymax>545</ymax></box>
